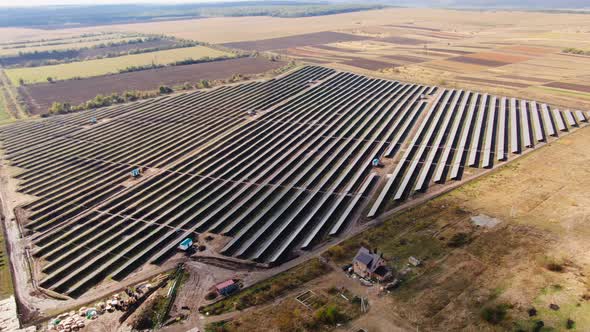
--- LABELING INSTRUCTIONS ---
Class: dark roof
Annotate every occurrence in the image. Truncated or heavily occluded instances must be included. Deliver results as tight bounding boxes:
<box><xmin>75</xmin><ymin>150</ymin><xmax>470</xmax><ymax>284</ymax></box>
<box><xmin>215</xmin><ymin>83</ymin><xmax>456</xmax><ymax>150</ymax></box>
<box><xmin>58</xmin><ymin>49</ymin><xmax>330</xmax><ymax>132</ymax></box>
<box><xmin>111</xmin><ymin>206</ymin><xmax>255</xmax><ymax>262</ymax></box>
<box><xmin>354</xmin><ymin>247</ymin><xmax>384</xmax><ymax>272</ymax></box>
<box><xmin>355</xmin><ymin>252</ymin><xmax>374</xmax><ymax>267</ymax></box>
<box><xmin>215</xmin><ymin>280</ymin><xmax>234</xmax><ymax>290</ymax></box>
<box><xmin>373</xmin><ymin>265</ymin><xmax>391</xmax><ymax>277</ymax></box>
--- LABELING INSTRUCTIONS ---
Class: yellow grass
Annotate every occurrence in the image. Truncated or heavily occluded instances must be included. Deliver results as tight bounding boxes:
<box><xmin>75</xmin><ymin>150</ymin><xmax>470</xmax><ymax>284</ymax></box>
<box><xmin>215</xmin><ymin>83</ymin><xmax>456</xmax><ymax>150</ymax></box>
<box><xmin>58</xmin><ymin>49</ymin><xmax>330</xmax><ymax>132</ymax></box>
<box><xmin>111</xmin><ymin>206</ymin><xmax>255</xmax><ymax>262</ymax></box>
<box><xmin>6</xmin><ymin>46</ymin><xmax>230</xmax><ymax>85</ymax></box>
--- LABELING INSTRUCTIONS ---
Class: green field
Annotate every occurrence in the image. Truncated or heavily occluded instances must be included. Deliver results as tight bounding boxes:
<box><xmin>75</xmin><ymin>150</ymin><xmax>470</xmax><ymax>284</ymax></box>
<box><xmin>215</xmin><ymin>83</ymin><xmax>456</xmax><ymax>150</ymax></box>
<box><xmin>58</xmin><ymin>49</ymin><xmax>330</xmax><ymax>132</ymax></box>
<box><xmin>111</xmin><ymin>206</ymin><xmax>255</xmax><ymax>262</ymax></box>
<box><xmin>6</xmin><ymin>46</ymin><xmax>231</xmax><ymax>85</ymax></box>
<box><xmin>0</xmin><ymin>90</ymin><xmax>13</xmax><ymax>124</ymax></box>
<box><xmin>0</xmin><ymin>228</ymin><xmax>13</xmax><ymax>299</ymax></box>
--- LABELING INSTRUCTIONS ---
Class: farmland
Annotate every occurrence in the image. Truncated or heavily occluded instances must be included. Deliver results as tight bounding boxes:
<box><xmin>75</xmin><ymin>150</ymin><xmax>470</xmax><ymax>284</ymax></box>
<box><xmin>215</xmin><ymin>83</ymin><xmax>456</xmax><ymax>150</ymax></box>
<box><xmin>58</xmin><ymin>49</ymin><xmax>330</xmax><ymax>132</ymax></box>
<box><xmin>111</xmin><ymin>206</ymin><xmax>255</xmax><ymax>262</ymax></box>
<box><xmin>0</xmin><ymin>5</ymin><xmax>590</xmax><ymax>331</ymax></box>
<box><xmin>5</xmin><ymin>45</ymin><xmax>230</xmax><ymax>85</ymax></box>
<box><xmin>0</xmin><ymin>38</ymin><xmax>179</xmax><ymax>67</ymax></box>
<box><xmin>0</xmin><ymin>64</ymin><xmax>586</xmax><ymax>306</ymax></box>
<box><xmin>18</xmin><ymin>57</ymin><xmax>287</xmax><ymax>115</ymax></box>
<box><xmin>0</xmin><ymin>34</ymin><xmax>143</xmax><ymax>57</ymax></box>
<box><xmin>82</xmin><ymin>7</ymin><xmax>590</xmax><ymax>108</ymax></box>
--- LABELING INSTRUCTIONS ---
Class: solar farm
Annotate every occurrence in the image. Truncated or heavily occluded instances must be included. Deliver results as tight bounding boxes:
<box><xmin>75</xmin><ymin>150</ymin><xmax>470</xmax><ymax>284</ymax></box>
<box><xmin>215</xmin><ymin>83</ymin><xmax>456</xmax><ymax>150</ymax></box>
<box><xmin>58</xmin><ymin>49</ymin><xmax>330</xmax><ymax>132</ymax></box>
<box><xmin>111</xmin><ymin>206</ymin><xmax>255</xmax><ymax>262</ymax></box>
<box><xmin>0</xmin><ymin>65</ymin><xmax>587</xmax><ymax>298</ymax></box>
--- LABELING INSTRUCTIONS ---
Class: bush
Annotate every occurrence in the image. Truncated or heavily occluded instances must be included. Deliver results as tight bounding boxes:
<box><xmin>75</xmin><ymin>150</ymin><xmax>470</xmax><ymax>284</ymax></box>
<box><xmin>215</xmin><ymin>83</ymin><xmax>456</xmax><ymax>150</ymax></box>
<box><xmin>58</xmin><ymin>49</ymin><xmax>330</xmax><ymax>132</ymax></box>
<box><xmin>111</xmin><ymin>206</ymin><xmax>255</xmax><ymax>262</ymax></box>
<box><xmin>481</xmin><ymin>304</ymin><xmax>509</xmax><ymax>324</ymax></box>
<box><xmin>205</xmin><ymin>291</ymin><xmax>218</xmax><ymax>301</ymax></box>
<box><xmin>567</xmin><ymin>318</ymin><xmax>575</xmax><ymax>329</ymax></box>
<box><xmin>315</xmin><ymin>304</ymin><xmax>346</xmax><ymax>326</ymax></box>
<box><xmin>133</xmin><ymin>295</ymin><xmax>167</xmax><ymax>330</ymax></box>
<box><xmin>547</xmin><ymin>262</ymin><xmax>565</xmax><ymax>272</ymax></box>
<box><xmin>159</xmin><ymin>85</ymin><xmax>173</xmax><ymax>94</ymax></box>
<box><xmin>448</xmin><ymin>232</ymin><xmax>470</xmax><ymax>247</ymax></box>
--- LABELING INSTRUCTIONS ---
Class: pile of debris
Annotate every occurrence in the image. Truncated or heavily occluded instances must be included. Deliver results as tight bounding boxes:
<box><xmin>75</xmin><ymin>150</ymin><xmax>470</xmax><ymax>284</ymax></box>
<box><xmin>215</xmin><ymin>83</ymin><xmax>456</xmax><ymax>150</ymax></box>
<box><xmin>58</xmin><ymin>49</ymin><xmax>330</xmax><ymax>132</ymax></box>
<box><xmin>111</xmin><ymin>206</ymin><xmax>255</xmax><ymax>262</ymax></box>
<box><xmin>47</xmin><ymin>283</ymin><xmax>160</xmax><ymax>331</ymax></box>
<box><xmin>47</xmin><ymin>310</ymin><xmax>89</xmax><ymax>331</ymax></box>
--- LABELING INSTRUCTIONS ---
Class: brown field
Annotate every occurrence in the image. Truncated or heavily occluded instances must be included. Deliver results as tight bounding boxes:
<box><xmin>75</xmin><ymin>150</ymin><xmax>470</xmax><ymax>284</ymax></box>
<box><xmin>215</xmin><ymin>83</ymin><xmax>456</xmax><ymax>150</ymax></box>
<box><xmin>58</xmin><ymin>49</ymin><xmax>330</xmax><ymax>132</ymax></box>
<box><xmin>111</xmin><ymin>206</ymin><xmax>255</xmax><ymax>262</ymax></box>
<box><xmin>7</xmin><ymin>8</ymin><xmax>586</xmax><ymax>109</ymax></box>
<box><xmin>455</xmin><ymin>76</ymin><xmax>531</xmax><ymax>88</ymax></box>
<box><xmin>497</xmin><ymin>74</ymin><xmax>551</xmax><ymax>84</ymax></box>
<box><xmin>425</xmin><ymin>48</ymin><xmax>474</xmax><ymax>55</ymax></box>
<box><xmin>18</xmin><ymin>57</ymin><xmax>285</xmax><ymax>114</ymax></box>
<box><xmin>313</xmin><ymin>44</ymin><xmax>361</xmax><ymax>53</ymax></box>
<box><xmin>501</xmin><ymin>45</ymin><xmax>558</xmax><ymax>56</ymax></box>
<box><xmin>385</xmin><ymin>24</ymin><xmax>441</xmax><ymax>32</ymax></box>
<box><xmin>340</xmin><ymin>58</ymin><xmax>395</xmax><ymax>71</ymax></box>
<box><xmin>544</xmin><ymin>82</ymin><xmax>590</xmax><ymax>93</ymax></box>
<box><xmin>378</xmin><ymin>36</ymin><xmax>427</xmax><ymax>45</ymax></box>
<box><xmin>222</xmin><ymin>31</ymin><xmax>370</xmax><ymax>51</ymax></box>
<box><xmin>448</xmin><ymin>56</ymin><xmax>512</xmax><ymax>67</ymax></box>
<box><xmin>381</xmin><ymin>54</ymin><xmax>429</xmax><ymax>64</ymax></box>
<box><xmin>467</xmin><ymin>51</ymin><xmax>531</xmax><ymax>63</ymax></box>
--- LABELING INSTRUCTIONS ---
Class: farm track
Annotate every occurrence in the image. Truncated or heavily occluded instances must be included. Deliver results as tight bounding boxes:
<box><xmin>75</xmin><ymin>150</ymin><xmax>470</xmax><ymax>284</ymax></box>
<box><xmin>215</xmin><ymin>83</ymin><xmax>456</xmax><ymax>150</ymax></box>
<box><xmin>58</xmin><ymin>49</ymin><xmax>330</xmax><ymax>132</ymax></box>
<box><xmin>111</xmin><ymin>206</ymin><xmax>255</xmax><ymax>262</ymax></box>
<box><xmin>0</xmin><ymin>65</ymin><xmax>587</xmax><ymax>299</ymax></box>
<box><xmin>0</xmin><ymin>68</ymin><xmax>26</xmax><ymax>119</ymax></box>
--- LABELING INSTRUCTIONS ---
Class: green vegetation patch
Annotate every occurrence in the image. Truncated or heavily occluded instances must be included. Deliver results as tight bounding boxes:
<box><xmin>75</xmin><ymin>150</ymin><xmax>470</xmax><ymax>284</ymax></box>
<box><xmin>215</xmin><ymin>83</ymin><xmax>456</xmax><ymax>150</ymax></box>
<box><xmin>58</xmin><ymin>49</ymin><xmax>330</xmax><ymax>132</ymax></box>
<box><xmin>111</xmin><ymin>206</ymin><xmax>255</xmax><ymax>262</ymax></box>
<box><xmin>202</xmin><ymin>258</ymin><xmax>330</xmax><ymax>315</ymax></box>
<box><xmin>0</xmin><ymin>225</ymin><xmax>14</xmax><ymax>300</ymax></box>
<box><xmin>0</xmin><ymin>91</ymin><xmax>13</xmax><ymax>123</ymax></box>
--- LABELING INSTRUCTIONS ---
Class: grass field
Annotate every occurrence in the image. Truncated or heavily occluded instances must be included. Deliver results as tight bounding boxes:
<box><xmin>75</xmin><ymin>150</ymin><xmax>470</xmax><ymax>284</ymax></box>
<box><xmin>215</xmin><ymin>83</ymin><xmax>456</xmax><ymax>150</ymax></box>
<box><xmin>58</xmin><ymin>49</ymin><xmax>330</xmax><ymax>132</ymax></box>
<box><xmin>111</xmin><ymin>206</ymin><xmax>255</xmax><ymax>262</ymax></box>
<box><xmin>0</xmin><ymin>92</ymin><xmax>12</xmax><ymax>123</ymax></box>
<box><xmin>6</xmin><ymin>45</ymin><xmax>230</xmax><ymax>85</ymax></box>
<box><xmin>0</xmin><ymin>228</ymin><xmax>13</xmax><ymax>300</ymax></box>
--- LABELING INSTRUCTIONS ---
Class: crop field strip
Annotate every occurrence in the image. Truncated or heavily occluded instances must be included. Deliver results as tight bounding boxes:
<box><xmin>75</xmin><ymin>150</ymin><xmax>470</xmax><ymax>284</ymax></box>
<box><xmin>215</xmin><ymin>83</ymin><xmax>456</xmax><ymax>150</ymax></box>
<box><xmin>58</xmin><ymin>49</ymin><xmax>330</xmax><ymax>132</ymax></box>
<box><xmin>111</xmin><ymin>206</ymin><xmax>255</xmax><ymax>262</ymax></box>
<box><xmin>368</xmin><ymin>89</ymin><xmax>590</xmax><ymax>217</ymax></box>
<box><xmin>1</xmin><ymin>65</ymin><xmax>588</xmax><ymax>298</ymax></box>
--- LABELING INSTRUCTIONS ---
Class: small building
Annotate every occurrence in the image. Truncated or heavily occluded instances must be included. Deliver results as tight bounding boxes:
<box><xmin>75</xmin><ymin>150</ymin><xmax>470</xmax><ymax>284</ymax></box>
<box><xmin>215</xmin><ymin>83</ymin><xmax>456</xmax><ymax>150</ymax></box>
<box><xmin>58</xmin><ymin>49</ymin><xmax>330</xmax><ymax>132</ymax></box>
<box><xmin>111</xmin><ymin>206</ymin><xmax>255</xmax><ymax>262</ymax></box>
<box><xmin>178</xmin><ymin>238</ymin><xmax>193</xmax><ymax>251</ymax></box>
<box><xmin>353</xmin><ymin>247</ymin><xmax>392</xmax><ymax>281</ymax></box>
<box><xmin>408</xmin><ymin>256</ymin><xmax>421</xmax><ymax>267</ymax></box>
<box><xmin>215</xmin><ymin>280</ymin><xmax>238</xmax><ymax>297</ymax></box>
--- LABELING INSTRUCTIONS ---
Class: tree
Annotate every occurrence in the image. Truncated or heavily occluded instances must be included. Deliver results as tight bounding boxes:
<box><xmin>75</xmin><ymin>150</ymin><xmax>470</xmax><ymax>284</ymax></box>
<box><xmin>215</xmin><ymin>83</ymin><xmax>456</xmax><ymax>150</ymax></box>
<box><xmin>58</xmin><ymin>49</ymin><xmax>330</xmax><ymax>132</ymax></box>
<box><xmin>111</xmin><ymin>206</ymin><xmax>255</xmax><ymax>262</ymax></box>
<box><xmin>159</xmin><ymin>85</ymin><xmax>173</xmax><ymax>94</ymax></box>
<box><xmin>46</xmin><ymin>76</ymin><xmax>54</xmax><ymax>83</ymax></box>
<box><xmin>196</xmin><ymin>79</ymin><xmax>210</xmax><ymax>89</ymax></box>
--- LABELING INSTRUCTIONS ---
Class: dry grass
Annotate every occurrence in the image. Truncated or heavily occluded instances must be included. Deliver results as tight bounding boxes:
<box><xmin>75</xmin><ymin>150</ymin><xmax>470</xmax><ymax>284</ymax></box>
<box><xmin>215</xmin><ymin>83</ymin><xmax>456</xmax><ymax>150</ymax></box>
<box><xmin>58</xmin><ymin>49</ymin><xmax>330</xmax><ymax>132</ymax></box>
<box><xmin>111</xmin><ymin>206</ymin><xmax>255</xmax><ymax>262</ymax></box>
<box><xmin>323</xmin><ymin>125</ymin><xmax>590</xmax><ymax>330</ymax></box>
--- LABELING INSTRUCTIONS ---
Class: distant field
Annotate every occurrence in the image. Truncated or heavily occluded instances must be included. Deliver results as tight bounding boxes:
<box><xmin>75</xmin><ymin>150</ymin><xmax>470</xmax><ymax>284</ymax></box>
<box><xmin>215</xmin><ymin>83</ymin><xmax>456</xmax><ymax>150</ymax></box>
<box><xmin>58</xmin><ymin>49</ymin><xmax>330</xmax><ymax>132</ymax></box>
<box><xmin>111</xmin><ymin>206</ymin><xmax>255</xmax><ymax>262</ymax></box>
<box><xmin>6</xmin><ymin>45</ymin><xmax>230</xmax><ymax>85</ymax></box>
<box><xmin>222</xmin><ymin>31</ymin><xmax>370</xmax><ymax>51</ymax></box>
<box><xmin>0</xmin><ymin>39</ymin><xmax>178</xmax><ymax>67</ymax></box>
<box><xmin>19</xmin><ymin>57</ymin><xmax>286</xmax><ymax>114</ymax></box>
<box><xmin>0</xmin><ymin>36</ymin><xmax>142</xmax><ymax>57</ymax></box>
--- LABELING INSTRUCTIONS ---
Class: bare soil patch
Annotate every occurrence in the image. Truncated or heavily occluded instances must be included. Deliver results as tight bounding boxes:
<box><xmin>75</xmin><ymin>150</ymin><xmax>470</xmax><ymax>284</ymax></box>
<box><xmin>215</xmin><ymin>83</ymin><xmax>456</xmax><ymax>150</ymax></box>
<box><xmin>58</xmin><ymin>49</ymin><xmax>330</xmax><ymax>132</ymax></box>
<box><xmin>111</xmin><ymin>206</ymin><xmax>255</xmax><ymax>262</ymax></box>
<box><xmin>425</xmin><ymin>48</ymin><xmax>474</xmax><ymax>55</ymax></box>
<box><xmin>449</xmin><ymin>56</ymin><xmax>510</xmax><ymax>67</ymax></box>
<box><xmin>456</xmin><ymin>76</ymin><xmax>531</xmax><ymax>88</ymax></box>
<box><xmin>378</xmin><ymin>36</ymin><xmax>427</xmax><ymax>45</ymax></box>
<box><xmin>19</xmin><ymin>57</ymin><xmax>285</xmax><ymax>114</ymax></box>
<box><xmin>340</xmin><ymin>58</ymin><xmax>394</xmax><ymax>71</ymax></box>
<box><xmin>381</xmin><ymin>54</ymin><xmax>429</xmax><ymax>64</ymax></box>
<box><xmin>221</xmin><ymin>31</ymin><xmax>370</xmax><ymax>51</ymax></box>
<box><xmin>497</xmin><ymin>75</ymin><xmax>551</xmax><ymax>84</ymax></box>
<box><xmin>385</xmin><ymin>24</ymin><xmax>440</xmax><ymax>32</ymax></box>
<box><xmin>449</xmin><ymin>52</ymin><xmax>531</xmax><ymax>67</ymax></box>
<box><xmin>543</xmin><ymin>82</ymin><xmax>590</xmax><ymax>93</ymax></box>
<box><xmin>312</xmin><ymin>44</ymin><xmax>361</xmax><ymax>53</ymax></box>
<box><xmin>502</xmin><ymin>45</ymin><xmax>557</xmax><ymax>56</ymax></box>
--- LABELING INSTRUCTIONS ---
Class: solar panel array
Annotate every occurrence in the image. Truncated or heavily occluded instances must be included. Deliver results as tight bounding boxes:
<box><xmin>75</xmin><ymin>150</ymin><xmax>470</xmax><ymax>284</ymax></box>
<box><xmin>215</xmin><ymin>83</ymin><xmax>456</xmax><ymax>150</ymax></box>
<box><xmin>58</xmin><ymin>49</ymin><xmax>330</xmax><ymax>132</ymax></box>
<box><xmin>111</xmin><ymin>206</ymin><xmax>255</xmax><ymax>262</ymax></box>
<box><xmin>369</xmin><ymin>89</ymin><xmax>589</xmax><ymax>216</ymax></box>
<box><xmin>0</xmin><ymin>66</ymin><xmax>587</xmax><ymax>297</ymax></box>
